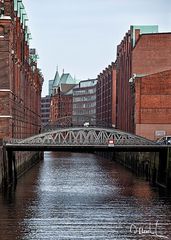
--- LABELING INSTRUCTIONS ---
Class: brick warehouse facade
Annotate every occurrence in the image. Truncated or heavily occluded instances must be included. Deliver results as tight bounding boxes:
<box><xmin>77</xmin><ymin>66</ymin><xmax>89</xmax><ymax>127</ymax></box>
<box><xmin>116</xmin><ymin>26</ymin><xmax>171</xmax><ymax>140</ymax></box>
<box><xmin>132</xmin><ymin>33</ymin><xmax>171</xmax><ymax>76</ymax></box>
<box><xmin>0</xmin><ymin>0</ymin><xmax>43</xmax><ymax>140</ymax></box>
<box><xmin>49</xmin><ymin>70</ymin><xmax>77</xmax><ymax>126</ymax></box>
<box><xmin>50</xmin><ymin>91</ymin><xmax>73</xmax><ymax>125</ymax></box>
<box><xmin>133</xmin><ymin>70</ymin><xmax>171</xmax><ymax>140</ymax></box>
<box><xmin>96</xmin><ymin>62</ymin><xmax>116</xmax><ymax>127</ymax></box>
<box><xmin>116</xmin><ymin>27</ymin><xmax>133</xmax><ymax>133</ymax></box>
<box><xmin>116</xmin><ymin>25</ymin><xmax>158</xmax><ymax>133</ymax></box>
<box><xmin>132</xmin><ymin>32</ymin><xmax>171</xmax><ymax>140</ymax></box>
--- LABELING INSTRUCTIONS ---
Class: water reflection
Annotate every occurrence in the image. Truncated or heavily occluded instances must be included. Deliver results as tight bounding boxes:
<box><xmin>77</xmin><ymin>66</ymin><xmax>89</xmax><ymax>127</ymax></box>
<box><xmin>0</xmin><ymin>152</ymin><xmax>170</xmax><ymax>239</ymax></box>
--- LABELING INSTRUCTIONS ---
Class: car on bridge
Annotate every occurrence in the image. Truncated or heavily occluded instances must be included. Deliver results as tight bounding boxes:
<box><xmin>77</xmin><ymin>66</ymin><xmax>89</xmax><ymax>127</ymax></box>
<box><xmin>157</xmin><ymin>136</ymin><xmax>171</xmax><ymax>145</ymax></box>
<box><xmin>83</xmin><ymin>122</ymin><xmax>90</xmax><ymax>127</ymax></box>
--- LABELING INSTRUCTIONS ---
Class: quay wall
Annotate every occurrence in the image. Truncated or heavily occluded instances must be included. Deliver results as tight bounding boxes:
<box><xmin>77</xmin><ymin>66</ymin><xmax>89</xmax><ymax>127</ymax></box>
<box><xmin>0</xmin><ymin>146</ymin><xmax>43</xmax><ymax>190</ymax></box>
<box><xmin>98</xmin><ymin>149</ymin><xmax>171</xmax><ymax>191</ymax></box>
<box><xmin>114</xmin><ymin>150</ymin><xmax>171</xmax><ymax>191</ymax></box>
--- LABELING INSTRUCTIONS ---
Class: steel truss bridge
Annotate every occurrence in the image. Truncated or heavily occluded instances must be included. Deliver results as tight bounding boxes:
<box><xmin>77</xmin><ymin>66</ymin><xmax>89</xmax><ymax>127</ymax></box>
<box><xmin>4</xmin><ymin>127</ymin><xmax>167</xmax><ymax>152</ymax></box>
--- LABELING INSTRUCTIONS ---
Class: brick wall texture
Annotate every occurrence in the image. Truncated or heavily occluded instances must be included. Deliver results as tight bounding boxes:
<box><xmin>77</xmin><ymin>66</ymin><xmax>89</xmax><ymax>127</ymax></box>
<box><xmin>132</xmin><ymin>33</ymin><xmax>171</xmax><ymax>75</ymax></box>
<box><xmin>0</xmin><ymin>1</ymin><xmax>43</xmax><ymax>140</ymax></box>
<box><xmin>50</xmin><ymin>92</ymin><xmax>73</xmax><ymax>125</ymax></box>
<box><xmin>135</xmin><ymin>70</ymin><xmax>171</xmax><ymax>140</ymax></box>
<box><xmin>96</xmin><ymin>63</ymin><xmax>116</xmax><ymax>127</ymax></box>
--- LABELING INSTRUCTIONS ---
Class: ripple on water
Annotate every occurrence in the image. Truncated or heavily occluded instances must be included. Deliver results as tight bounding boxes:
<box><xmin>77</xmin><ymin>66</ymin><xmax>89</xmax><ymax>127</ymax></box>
<box><xmin>0</xmin><ymin>152</ymin><xmax>170</xmax><ymax>240</ymax></box>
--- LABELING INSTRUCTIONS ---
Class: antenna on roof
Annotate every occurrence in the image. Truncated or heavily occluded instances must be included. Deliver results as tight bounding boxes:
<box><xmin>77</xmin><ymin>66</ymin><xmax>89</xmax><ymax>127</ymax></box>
<box><xmin>62</xmin><ymin>69</ymin><xmax>64</xmax><ymax>74</ymax></box>
<box><xmin>74</xmin><ymin>75</ymin><xmax>77</xmax><ymax>82</ymax></box>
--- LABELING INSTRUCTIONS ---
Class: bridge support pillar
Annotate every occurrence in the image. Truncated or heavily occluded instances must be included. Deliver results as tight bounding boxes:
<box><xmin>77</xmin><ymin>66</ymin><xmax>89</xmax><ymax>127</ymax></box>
<box><xmin>157</xmin><ymin>149</ymin><xmax>167</xmax><ymax>187</ymax></box>
<box><xmin>150</xmin><ymin>152</ymin><xmax>158</xmax><ymax>186</ymax></box>
<box><xmin>166</xmin><ymin>148</ymin><xmax>171</xmax><ymax>189</ymax></box>
<box><xmin>7</xmin><ymin>150</ymin><xmax>17</xmax><ymax>186</ymax></box>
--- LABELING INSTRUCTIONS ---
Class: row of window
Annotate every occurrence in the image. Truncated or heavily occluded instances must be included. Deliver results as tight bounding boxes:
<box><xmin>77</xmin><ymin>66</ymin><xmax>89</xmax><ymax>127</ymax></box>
<box><xmin>41</xmin><ymin>98</ymin><xmax>50</xmax><ymax>103</ymax></box>
<box><xmin>41</xmin><ymin>109</ymin><xmax>50</xmax><ymax>113</ymax></box>
<box><xmin>73</xmin><ymin>88</ymin><xmax>96</xmax><ymax>96</ymax></box>
<box><xmin>79</xmin><ymin>80</ymin><xmax>97</xmax><ymax>88</ymax></box>
<box><xmin>73</xmin><ymin>109</ymin><xmax>96</xmax><ymax>115</ymax></box>
<box><xmin>73</xmin><ymin>96</ymin><xmax>96</xmax><ymax>102</ymax></box>
<box><xmin>41</xmin><ymin>114</ymin><xmax>49</xmax><ymax>118</ymax></box>
<box><xmin>73</xmin><ymin>102</ymin><xmax>96</xmax><ymax>108</ymax></box>
<box><xmin>41</xmin><ymin>104</ymin><xmax>50</xmax><ymax>108</ymax></box>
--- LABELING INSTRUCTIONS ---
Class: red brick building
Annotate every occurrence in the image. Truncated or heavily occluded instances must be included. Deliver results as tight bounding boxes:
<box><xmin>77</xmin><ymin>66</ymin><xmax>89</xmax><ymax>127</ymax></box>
<box><xmin>0</xmin><ymin>0</ymin><xmax>43</xmax><ymax>140</ymax></box>
<box><xmin>49</xmin><ymin>71</ymin><xmax>77</xmax><ymax>125</ymax></box>
<box><xmin>50</xmin><ymin>90</ymin><xmax>73</xmax><ymax>125</ymax></box>
<box><xmin>132</xmin><ymin>32</ymin><xmax>171</xmax><ymax>140</ymax></box>
<box><xmin>116</xmin><ymin>26</ymin><xmax>171</xmax><ymax>140</ymax></box>
<box><xmin>133</xmin><ymin>70</ymin><xmax>171</xmax><ymax>140</ymax></box>
<box><xmin>116</xmin><ymin>28</ymin><xmax>133</xmax><ymax>133</ymax></box>
<box><xmin>96</xmin><ymin>62</ymin><xmax>116</xmax><ymax>127</ymax></box>
<box><xmin>116</xmin><ymin>25</ymin><xmax>158</xmax><ymax>133</ymax></box>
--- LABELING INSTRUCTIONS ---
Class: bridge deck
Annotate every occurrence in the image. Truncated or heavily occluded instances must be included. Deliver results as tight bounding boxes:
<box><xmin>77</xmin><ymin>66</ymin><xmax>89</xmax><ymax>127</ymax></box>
<box><xmin>5</xmin><ymin>143</ymin><xmax>170</xmax><ymax>152</ymax></box>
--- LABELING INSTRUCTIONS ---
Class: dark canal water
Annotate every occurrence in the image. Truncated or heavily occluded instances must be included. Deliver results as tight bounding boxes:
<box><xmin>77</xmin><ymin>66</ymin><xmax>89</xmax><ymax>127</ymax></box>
<box><xmin>0</xmin><ymin>152</ymin><xmax>171</xmax><ymax>240</ymax></box>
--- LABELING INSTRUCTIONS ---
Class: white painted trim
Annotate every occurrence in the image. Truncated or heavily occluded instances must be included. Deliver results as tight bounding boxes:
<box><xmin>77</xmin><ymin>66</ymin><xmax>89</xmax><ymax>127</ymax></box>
<box><xmin>0</xmin><ymin>16</ymin><xmax>11</xmax><ymax>20</ymax></box>
<box><xmin>0</xmin><ymin>115</ymin><xmax>12</xmax><ymax>118</ymax></box>
<box><xmin>0</xmin><ymin>89</ymin><xmax>12</xmax><ymax>92</ymax></box>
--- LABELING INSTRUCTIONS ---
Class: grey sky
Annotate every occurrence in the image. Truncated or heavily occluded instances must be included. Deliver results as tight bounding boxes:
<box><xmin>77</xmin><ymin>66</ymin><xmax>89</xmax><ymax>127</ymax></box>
<box><xmin>22</xmin><ymin>0</ymin><xmax>171</xmax><ymax>96</ymax></box>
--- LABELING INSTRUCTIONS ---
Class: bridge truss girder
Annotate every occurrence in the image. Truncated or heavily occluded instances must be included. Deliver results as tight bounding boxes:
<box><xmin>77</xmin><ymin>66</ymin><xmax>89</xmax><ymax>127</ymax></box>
<box><xmin>6</xmin><ymin>127</ymin><xmax>155</xmax><ymax>146</ymax></box>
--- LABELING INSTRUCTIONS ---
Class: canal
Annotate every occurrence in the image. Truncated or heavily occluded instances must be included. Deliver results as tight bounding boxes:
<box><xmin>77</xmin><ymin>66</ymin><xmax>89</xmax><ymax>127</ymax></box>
<box><xmin>0</xmin><ymin>152</ymin><xmax>171</xmax><ymax>240</ymax></box>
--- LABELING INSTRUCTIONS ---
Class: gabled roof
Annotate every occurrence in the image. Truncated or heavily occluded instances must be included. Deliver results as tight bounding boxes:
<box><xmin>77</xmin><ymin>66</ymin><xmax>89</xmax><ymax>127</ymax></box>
<box><xmin>59</xmin><ymin>73</ymin><xmax>76</xmax><ymax>85</ymax></box>
<box><xmin>52</xmin><ymin>70</ymin><xmax>60</xmax><ymax>87</ymax></box>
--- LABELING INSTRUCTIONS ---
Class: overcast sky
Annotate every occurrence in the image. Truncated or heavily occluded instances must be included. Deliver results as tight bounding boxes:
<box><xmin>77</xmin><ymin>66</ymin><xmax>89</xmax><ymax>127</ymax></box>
<box><xmin>22</xmin><ymin>0</ymin><xmax>171</xmax><ymax>96</ymax></box>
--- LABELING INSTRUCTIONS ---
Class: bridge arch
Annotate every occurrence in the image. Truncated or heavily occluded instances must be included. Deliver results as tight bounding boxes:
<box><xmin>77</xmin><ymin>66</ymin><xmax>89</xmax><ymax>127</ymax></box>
<box><xmin>8</xmin><ymin>127</ymin><xmax>154</xmax><ymax>146</ymax></box>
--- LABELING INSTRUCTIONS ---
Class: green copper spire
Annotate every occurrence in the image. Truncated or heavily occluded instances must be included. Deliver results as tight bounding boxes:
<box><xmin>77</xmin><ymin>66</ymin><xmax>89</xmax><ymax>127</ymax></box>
<box><xmin>52</xmin><ymin>67</ymin><xmax>60</xmax><ymax>87</ymax></box>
